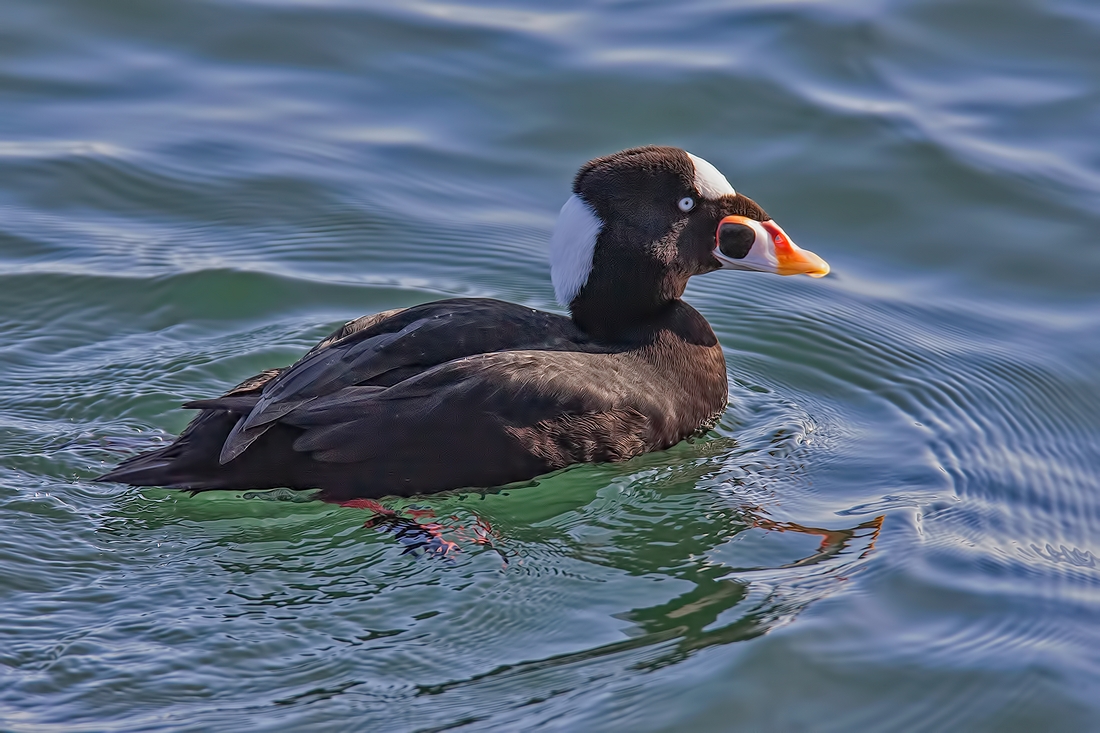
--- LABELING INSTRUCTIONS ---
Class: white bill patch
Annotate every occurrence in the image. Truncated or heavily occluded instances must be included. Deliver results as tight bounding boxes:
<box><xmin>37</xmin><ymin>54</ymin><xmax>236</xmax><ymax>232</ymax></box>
<box><xmin>687</xmin><ymin>152</ymin><xmax>736</xmax><ymax>199</ymax></box>
<box><xmin>713</xmin><ymin>218</ymin><xmax>774</xmax><ymax>272</ymax></box>
<box><xmin>549</xmin><ymin>194</ymin><xmax>603</xmax><ymax>306</ymax></box>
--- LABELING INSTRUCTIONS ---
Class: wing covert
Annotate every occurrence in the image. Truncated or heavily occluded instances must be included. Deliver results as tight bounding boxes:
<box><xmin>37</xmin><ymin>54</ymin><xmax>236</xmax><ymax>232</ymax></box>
<box><xmin>218</xmin><ymin>298</ymin><xmax>584</xmax><ymax>463</ymax></box>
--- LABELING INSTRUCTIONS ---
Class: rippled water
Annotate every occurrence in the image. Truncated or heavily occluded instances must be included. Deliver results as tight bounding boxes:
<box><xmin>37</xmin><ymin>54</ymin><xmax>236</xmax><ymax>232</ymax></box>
<box><xmin>3</xmin><ymin>0</ymin><xmax>1099</xmax><ymax>730</ymax></box>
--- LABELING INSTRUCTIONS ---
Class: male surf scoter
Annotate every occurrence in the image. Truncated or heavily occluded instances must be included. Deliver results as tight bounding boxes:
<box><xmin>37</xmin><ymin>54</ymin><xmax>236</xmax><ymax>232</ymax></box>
<box><xmin>99</xmin><ymin>146</ymin><xmax>829</xmax><ymax>502</ymax></box>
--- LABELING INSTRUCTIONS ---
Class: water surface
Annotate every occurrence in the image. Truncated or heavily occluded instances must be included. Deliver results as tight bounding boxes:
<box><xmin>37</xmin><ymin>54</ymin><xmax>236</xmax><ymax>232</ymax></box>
<box><xmin>2</xmin><ymin>0</ymin><xmax>1099</xmax><ymax>730</ymax></box>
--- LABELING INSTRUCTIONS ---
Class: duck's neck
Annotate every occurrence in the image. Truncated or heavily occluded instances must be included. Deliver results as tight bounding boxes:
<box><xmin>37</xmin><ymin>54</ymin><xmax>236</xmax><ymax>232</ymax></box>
<box><xmin>570</xmin><ymin>293</ymin><xmax>717</xmax><ymax>349</ymax></box>
<box><xmin>570</xmin><ymin>299</ymin><xmax>665</xmax><ymax>342</ymax></box>
<box><xmin>569</xmin><ymin>263</ymin><xmax>691</xmax><ymax>342</ymax></box>
<box><xmin>573</xmin><ymin>297</ymin><xmax>729</xmax><ymax>438</ymax></box>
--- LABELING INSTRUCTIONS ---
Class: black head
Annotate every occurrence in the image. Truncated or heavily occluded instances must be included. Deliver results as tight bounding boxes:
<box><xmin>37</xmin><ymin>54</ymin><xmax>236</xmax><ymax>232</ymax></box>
<box><xmin>548</xmin><ymin>146</ymin><xmax>828</xmax><ymax>338</ymax></box>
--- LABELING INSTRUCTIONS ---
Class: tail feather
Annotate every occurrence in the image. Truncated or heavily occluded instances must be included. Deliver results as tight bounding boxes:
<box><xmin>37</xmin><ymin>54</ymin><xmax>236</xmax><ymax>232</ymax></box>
<box><xmin>97</xmin><ymin>408</ymin><xmax>243</xmax><ymax>490</ymax></box>
<box><xmin>98</xmin><ymin>369</ymin><xmax>285</xmax><ymax>491</ymax></box>
<box><xmin>96</xmin><ymin>456</ymin><xmax>194</xmax><ymax>489</ymax></box>
<box><xmin>181</xmin><ymin>394</ymin><xmax>261</xmax><ymax>413</ymax></box>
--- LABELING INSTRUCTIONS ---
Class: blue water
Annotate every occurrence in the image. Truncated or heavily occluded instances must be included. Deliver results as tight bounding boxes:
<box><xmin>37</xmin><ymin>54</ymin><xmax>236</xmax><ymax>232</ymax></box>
<box><xmin>2</xmin><ymin>0</ymin><xmax>1099</xmax><ymax>730</ymax></box>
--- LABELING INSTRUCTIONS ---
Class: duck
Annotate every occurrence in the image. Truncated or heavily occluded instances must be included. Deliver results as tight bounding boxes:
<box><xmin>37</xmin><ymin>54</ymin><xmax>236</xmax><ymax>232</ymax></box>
<box><xmin>98</xmin><ymin>145</ymin><xmax>829</xmax><ymax>502</ymax></box>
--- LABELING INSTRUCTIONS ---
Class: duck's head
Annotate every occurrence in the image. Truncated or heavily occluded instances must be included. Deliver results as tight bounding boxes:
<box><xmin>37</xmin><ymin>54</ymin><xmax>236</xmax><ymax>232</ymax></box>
<box><xmin>549</xmin><ymin>145</ymin><xmax>829</xmax><ymax>337</ymax></box>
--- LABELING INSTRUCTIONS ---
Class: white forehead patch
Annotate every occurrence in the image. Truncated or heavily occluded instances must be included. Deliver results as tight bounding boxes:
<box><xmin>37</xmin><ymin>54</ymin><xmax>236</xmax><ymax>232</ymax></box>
<box><xmin>687</xmin><ymin>152</ymin><xmax>736</xmax><ymax>199</ymax></box>
<box><xmin>549</xmin><ymin>194</ymin><xmax>603</xmax><ymax>306</ymax></box>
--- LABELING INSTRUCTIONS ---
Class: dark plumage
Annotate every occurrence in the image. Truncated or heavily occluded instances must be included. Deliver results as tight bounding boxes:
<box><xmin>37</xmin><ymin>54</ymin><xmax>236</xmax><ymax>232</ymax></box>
<box><xmin>99</xmin><ymin>146</ymin><xmax>828</xmax><ymax>501</ymax></box>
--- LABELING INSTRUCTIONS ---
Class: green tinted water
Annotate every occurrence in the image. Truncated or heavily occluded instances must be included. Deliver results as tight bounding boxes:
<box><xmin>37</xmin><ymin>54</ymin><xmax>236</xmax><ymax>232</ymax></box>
<box><xmin>2</xmin><ymin>0</ymin><xmax>1099</xmax><ymax>730</ymax></box>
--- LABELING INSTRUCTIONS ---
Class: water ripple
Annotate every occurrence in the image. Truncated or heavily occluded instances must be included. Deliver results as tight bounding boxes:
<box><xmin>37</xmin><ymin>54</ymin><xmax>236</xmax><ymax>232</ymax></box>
<box><xmin>3</xmin><ymin>0</ymin><xmax>1100</xmax><ymax>729</ymax></box>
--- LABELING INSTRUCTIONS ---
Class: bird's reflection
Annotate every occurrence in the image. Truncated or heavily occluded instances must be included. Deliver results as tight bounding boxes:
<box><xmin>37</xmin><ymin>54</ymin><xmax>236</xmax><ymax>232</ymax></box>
<box><xmin>341</xmin><ymin>497</ymin><xmax>509</xmax><ymax>564</ymax></box>
<box><xmin>337</xmin><ymin>445</ymin><xmax>884</xmax><ymax>673</ymax></box>
<box><xmin>406</xmin><ymin>497</ymin><xmax>882</xmax><ymax>694</ymax></box>
<box><xmin>621</xmin><ymin>514</ymin><xmax>882</xmax><ymax>668</ymax></box>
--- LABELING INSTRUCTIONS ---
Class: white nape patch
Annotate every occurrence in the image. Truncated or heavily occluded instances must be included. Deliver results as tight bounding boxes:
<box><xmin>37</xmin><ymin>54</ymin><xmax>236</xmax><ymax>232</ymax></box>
<box><xmin>687</xmin><ymin>152</ymin><xmax>736</xmax><ymax>199</ymax></box>
<box><xmin>548</xmin><ymin>194</ymin><xmax>603</xmax><ymax>306</ymax></box>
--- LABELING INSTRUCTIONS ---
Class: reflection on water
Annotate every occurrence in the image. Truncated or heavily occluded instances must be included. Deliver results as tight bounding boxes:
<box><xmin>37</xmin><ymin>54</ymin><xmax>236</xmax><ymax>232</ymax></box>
<box><xmin>330</xmin><ymin>484</ymin><xmax>883</xmax><ymax>695</ymax></box>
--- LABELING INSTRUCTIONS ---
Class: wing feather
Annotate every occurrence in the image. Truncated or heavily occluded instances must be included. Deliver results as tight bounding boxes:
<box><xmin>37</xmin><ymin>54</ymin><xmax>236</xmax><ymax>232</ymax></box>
<box><xmin>275</xmin><ymin>350</ymin><xmax>670</xmax><ymax>469</ymax></box>
<box><xmin>217</xmin><ymin>299</ymin><xmax>586</xmax><ymax>464</ymax></box>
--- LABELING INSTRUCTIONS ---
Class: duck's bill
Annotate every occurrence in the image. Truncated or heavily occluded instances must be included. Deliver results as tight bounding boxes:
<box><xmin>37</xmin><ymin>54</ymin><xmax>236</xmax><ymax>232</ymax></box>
<box><xmin>713</xmin><ymin>215</ymin><xmax>830</xmax><ymax>278</ymax></box>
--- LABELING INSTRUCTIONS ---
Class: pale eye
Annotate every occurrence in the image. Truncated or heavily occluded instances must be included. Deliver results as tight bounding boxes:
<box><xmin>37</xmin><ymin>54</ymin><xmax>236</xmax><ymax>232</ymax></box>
<box><xmin>678</xmin><ymin>196</ymin><xmax>695</xmax><ymax>212</ymax></box>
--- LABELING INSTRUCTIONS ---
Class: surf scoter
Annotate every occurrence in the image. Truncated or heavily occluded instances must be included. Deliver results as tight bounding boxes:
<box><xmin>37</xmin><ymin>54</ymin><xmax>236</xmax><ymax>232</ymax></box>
<box><xmin>99</xmin><ymin>146</ymin><xmax>829</xmax><ymax>502</ymax></box>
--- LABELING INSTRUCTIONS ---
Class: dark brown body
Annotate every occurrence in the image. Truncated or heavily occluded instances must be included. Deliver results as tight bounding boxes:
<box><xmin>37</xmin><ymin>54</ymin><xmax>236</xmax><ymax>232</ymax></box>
<box><xmin>100</xmin><ymin>298</ymin><xmax>728</xmax><ymax>502</ymax></box>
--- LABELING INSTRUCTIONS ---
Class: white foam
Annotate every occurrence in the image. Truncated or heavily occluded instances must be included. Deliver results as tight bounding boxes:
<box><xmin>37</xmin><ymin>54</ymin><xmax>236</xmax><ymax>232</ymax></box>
<box><xmin>549</xmin><ymin>194</ymin><xmax>604</xmax><ymax>306</ymax></box>
<box><xmin>687</xmin><ymin>152</ymin><xmax>736</xmax><ymax>199</ymax></box>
